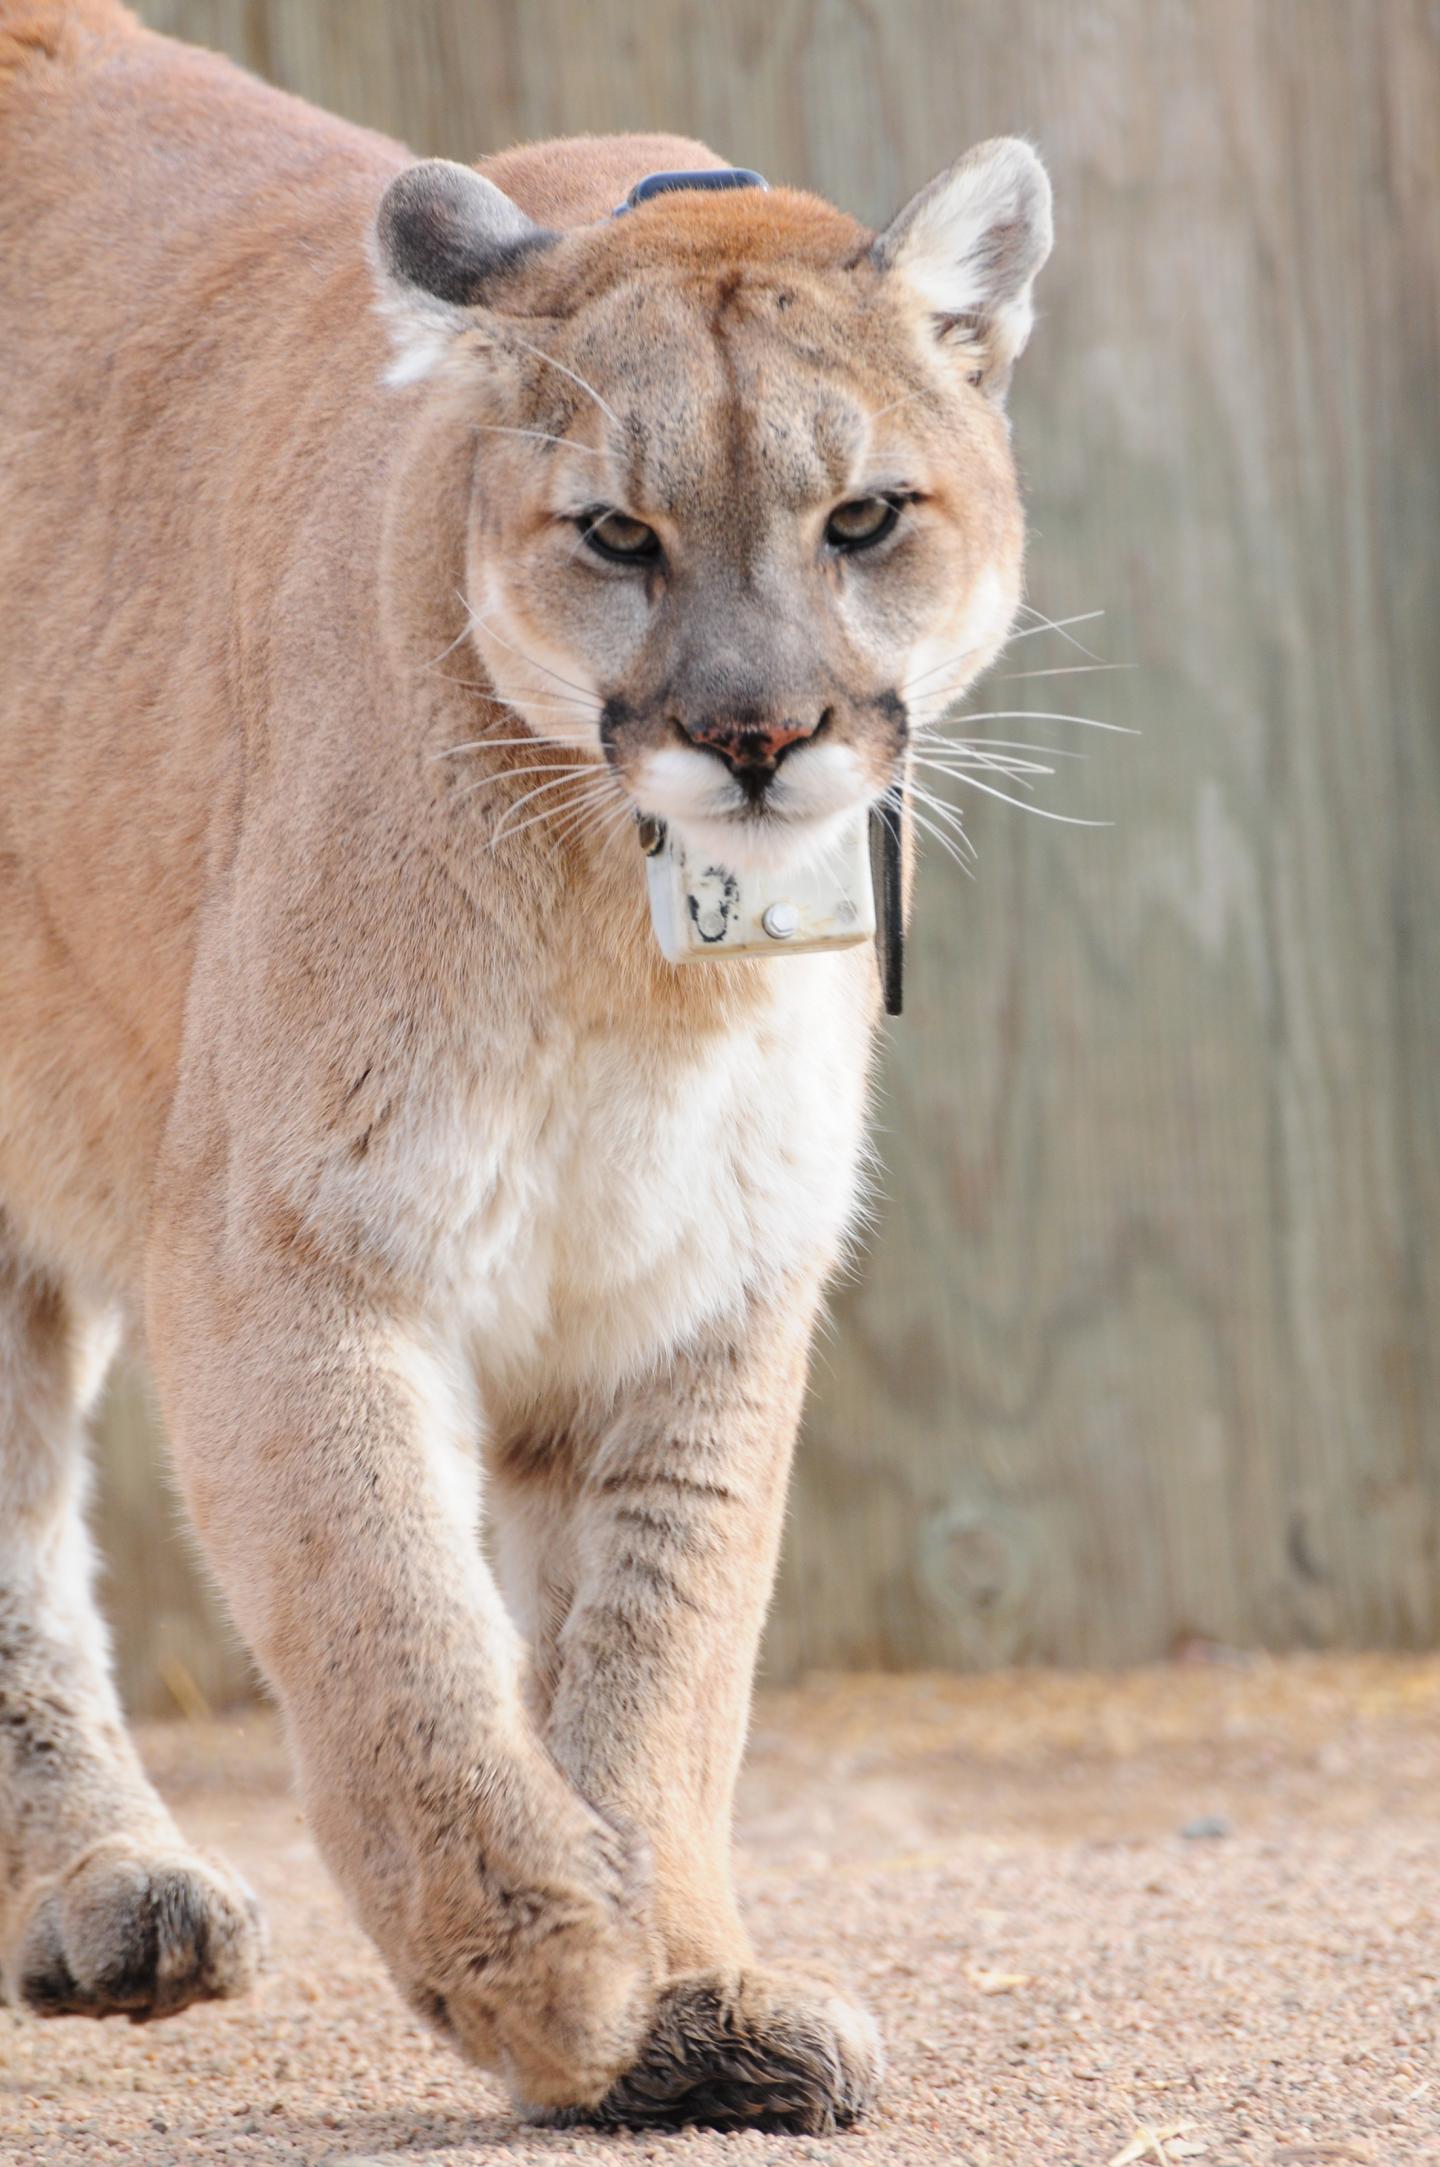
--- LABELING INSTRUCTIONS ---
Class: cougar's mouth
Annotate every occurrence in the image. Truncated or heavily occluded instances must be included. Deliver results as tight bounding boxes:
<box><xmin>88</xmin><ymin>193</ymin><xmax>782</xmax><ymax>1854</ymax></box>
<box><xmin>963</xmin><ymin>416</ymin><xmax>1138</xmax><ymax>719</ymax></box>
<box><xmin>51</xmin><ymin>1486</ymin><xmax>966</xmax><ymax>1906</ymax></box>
<box><xmin>621</xmin><ymin>736</ymin><xmax>878</xmax><ymax>875</ymax></box>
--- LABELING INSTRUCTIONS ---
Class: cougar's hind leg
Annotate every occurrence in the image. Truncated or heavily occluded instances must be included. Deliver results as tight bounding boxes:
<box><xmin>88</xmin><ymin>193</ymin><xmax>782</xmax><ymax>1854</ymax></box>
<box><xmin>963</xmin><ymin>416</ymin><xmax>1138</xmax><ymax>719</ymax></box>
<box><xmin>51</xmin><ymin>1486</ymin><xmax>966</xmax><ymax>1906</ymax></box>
<box><xmin>0</xmin><ymin>1224</ymin><xmax>263</xmax><ymax>2020</ymax></box>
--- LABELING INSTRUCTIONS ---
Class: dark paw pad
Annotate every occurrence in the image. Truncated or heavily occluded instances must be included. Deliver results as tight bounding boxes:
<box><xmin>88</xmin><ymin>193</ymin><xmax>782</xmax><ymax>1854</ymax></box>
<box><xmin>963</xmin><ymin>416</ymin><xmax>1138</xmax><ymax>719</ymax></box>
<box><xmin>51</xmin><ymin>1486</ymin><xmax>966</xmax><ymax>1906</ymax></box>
<box><xmin>8</xmin><ymin>1838</ymin><xmax>265</xmax><ymax>2022</ymax></box>
<box><xmin>539</xmin><ymin>1970</ymin><xmax>882</xmax><ymax>2134</ymax></box>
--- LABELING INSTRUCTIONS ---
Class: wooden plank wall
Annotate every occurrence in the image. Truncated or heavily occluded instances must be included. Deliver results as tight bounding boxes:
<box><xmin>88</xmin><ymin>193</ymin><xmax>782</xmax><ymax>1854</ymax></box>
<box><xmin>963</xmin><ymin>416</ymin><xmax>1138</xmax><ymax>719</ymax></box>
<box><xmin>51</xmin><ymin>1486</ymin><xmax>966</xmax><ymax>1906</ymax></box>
<box><xmin>102</xmin><ymin>0</ymin><xmax>1440</xmax><ymax>1710</ymax></box>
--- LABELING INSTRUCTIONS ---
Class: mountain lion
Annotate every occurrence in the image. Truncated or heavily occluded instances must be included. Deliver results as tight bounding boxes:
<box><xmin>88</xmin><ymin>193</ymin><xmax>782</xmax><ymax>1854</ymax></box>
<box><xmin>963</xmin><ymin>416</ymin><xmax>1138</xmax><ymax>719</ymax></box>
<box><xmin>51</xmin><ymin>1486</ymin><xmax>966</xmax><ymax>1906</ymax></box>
<box><xmin>0</xmin><ymin>0</ymin><xmax>1051</xmax><ymax>2131</ymax></box>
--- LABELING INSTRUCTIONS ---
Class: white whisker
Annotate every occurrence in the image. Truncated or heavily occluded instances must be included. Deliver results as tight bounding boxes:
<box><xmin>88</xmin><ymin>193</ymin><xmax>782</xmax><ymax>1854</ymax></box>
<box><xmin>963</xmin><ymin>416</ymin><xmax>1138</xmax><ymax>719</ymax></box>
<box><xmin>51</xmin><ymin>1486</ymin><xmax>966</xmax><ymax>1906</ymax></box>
<box><xmin>429</xmin><ymin>672</ymin><xmax>593</xmax><ymax>711</ymax></box>
<box><xmin>920</xmin><ymin>770</ymin><xmax>1111</xmax><ymax>827</ymax></box>
<box><xmin>900</xmin><ymin>646</ymin><xmax>985</xmax><ymax>698</ymax></box>
<box><xmin>908</xmin><ymin>778</ymin><xmax>976</xmax><ymax>824</ymax></box>
<box><xmin>905</xmin><ymin>798</ymin><xmax>975</xmax><ymax>874</ymax></box>
<box><xmin>866</xmin><ymin>386</ymin><xmax>929</xmax><ymax>427</ymax></box>
<box><xmin>491</xmin><ymin>780</ymin><xmax>610</xmax><ymax>845</ymax></box>
<box><xmin>548</xmin><ymin>796</ymin><xmax>621</xmax><ymax>849</ymax></box>
<box><xmin>473</xmin><ymin>424</ymin><xmax>605</xmax><ymax>458</ymax></box>
<box><xmin>456</xmin><ymin>685</ymin><xmax>600</xmax><ymax>744</ymax></box>
<box><xmin>914</xmin><ymin>743</ymin><xmax>1057</xmax><ymax>771</ymax></box>
<box><xmin>504</xmin><ymin>331</ymin><xmax>622</xmax><ymax>430</ymax></box>
<box><xmin>993</xmin><ymin>662</ymin><xmax>1134</xmax><ymax>682</ymax></box>
<box><xmin>467</xmin><ymin>610</ymin><xmax>602</xmax><ymax>706</ymax></box>
<box><xmin>914</xmin><ymin>753</ymin><xmax>1051</xmax><ymax>788</ymax></box>
<box><xmin>1006</xmin><ymin>607</ymin><xmax>1106</xmax><ymax>654</ymax></box>
<box><xmin>552</xmin><ymin>785</ymin><xmax>617</xmax><ymax>833</ymax></box>
<box><xmin>913</xmin><ymin>708</ymin><xmax>1137</xmax><ymax>737</ymax></box>
<box><xmin>439</xmin><ymin>686</ymin><xmax>597</xmax><ymax>724</ymax></box>
<box><xmin>432</xmin><ymin>738</ymin><xmax>550</xmax><ymax>759</ymax></box>
<box><xmin>492</xmin><ymin>773</ymin><xmax>619</xmax><ymax>847</ymax></box>
<box><xmin>899</xmin><ymin>610</ymin><xmax>1111</xmax><ymax>708</ymax></box>
<box><xmin>458</xmin><ymin>761</ymin><xmax>599</xmax><ymax>804</ymax></box>
<box><xmin>553</xmin><ymin>788</ymin><xmax>632</xmax><ymax>849</ymax></box>
<box><xmin>566</xmin><ymin>509</ymin><xmax>621</xmax><ymax>566</ymax></box>
<box><xmin>911</xmin><ymin>735</ymin><xmax>1084</xmax><ymax>760</ymax></box>
<box><xmin>416</xmin><ymin>617</ymin><xmax>474</xmax><ymax>675</ymax></box>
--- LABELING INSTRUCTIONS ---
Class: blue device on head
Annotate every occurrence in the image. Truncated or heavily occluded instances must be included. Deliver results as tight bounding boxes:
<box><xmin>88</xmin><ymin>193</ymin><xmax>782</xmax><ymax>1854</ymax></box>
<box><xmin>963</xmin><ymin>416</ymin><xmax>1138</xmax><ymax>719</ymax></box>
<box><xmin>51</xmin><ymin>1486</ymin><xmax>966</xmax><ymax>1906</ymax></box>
<box><xmin>613</xmin><ymin>167</ymin><xmax>769</xmax><ymax>216</ymax></box>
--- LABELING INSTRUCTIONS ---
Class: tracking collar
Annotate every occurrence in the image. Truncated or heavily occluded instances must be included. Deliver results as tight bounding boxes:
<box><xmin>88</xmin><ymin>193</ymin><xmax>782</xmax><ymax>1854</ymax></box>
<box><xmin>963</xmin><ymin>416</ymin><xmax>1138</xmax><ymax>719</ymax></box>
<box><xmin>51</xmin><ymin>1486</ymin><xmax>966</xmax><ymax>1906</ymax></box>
<box><xmin>637</xmin><ymin>804</ymin><xmax>904</xmax><ymax>1019</ymax></box>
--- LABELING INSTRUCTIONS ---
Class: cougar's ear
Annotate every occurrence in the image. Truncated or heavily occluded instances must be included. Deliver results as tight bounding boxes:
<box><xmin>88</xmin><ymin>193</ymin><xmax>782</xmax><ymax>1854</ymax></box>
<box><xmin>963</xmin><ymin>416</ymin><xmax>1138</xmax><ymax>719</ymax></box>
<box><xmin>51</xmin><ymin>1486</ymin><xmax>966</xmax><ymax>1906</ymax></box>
<box><xmin>371</xmin><ymin>159</ymin><xmax>557</xmax><ymax>386</ymax></box>
<box><xmin>872</xmin><ymin>138</ymin><xmax>1052</xmax><ymax>399</ymax></box>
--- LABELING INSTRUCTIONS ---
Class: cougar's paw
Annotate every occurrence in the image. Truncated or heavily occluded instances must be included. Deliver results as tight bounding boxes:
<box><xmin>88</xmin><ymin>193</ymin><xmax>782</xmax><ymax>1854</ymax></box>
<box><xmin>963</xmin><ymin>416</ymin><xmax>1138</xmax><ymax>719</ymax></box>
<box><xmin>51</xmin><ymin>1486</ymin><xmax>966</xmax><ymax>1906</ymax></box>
<box><xmin>6</xmin><ymin>1835</ymin><xmax>265</xmax><ymax>2021</ymax></box>
<box><xmin>409</xmin><ymin>1805</ymin><xmax>657</xmax><ymax>2111</ymax></box>
<box><xmin>535</xmin><ymin>1968</ymin><xmax>883</xmax><ymax>2134</ymax></box>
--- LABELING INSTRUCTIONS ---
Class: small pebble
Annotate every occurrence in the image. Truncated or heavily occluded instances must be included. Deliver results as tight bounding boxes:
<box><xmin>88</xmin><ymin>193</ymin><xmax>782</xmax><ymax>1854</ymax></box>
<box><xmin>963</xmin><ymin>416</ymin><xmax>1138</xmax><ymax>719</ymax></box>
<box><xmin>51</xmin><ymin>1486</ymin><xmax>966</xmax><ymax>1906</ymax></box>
<box><xmin>1181</xmin><ymin>1814</ymin><xmax>1233</xmax><ymax>1841</ymax></box>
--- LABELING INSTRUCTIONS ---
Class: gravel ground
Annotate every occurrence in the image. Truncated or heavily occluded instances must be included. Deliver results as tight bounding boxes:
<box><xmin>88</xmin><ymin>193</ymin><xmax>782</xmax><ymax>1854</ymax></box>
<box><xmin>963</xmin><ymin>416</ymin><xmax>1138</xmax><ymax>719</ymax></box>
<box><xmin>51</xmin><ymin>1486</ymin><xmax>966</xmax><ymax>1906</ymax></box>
<box><xmin>2</xmin><ymin>1654</ymin><xmax>1438</xmax><ymax>2166</ymax></box>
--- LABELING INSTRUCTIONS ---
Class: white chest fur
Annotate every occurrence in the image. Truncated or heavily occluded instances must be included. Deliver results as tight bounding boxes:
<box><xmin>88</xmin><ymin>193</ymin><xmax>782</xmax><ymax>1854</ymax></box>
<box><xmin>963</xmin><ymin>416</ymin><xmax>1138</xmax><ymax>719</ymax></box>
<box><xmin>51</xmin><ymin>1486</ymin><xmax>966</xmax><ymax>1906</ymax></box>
<box><xmin>303</xmin><ymin>953</ymin><xmax>874</xmax><ymax>1403</ymax></box>
<box><xmin>466</xmin><ymin>958</ymin><xmax>872</xmax><ymax>1397</ymax></box>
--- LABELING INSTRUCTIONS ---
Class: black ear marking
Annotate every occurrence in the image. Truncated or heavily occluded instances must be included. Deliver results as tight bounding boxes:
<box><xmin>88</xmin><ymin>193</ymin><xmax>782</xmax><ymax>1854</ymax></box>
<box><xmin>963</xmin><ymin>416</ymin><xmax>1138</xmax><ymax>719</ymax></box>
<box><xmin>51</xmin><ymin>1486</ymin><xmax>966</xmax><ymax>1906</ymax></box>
<box><xmin>375</xmin><ymin>159</ymin><xmax>556</xmax><ymax>305</ymax></box>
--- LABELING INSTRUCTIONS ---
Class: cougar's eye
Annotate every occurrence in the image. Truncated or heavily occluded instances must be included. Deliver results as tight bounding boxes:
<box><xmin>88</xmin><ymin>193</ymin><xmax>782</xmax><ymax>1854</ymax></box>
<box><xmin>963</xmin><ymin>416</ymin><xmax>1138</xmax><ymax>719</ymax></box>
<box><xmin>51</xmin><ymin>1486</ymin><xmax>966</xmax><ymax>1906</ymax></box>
<box><xmin>825</xmin><ymin>495</ymin><xmax>902</xmax><ymax>552</ymax></box>
<box><xmin>578</xmin><ymin>507</ymin><xmax>661</xmax><ymax>563</ymax></box>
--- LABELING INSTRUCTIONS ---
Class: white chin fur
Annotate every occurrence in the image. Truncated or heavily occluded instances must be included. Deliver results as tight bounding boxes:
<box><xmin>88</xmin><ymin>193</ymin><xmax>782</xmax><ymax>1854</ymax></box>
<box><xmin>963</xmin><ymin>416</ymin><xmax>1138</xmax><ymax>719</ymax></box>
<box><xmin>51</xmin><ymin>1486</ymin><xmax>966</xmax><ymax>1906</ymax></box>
<box><xmin>632</xmin><ymin>741</ymin><xmax>875</xmax><ymax>876</ymax></box>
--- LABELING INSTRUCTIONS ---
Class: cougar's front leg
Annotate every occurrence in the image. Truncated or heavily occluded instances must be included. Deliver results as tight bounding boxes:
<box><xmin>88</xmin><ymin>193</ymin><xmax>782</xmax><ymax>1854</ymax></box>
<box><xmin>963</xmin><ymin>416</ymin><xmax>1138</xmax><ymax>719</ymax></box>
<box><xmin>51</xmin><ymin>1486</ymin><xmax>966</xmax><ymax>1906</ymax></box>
<box><xmin>539</xmin><ymin>1304</ymin><xmax>882</xmax><ymax>2134</ymax></box>
<box><xmin>0</xmin><ymin>1234</ymin><xmax>262</xmax><ymax>2021</ymax></box>
<box><xmin>146</xmin><ymin>1209</ymin><xmax>655</xmax><ymax>2110</ymax></box>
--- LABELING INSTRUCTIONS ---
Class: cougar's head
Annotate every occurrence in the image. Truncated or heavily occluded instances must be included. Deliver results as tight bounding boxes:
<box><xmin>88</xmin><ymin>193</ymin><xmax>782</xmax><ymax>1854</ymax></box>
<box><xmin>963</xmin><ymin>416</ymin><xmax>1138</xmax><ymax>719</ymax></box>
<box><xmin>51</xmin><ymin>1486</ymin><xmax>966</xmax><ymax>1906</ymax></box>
<box><xmin>374</xmin><ymin>142</ymin><xmax>1051</xmax><ymax>871</ymax></box>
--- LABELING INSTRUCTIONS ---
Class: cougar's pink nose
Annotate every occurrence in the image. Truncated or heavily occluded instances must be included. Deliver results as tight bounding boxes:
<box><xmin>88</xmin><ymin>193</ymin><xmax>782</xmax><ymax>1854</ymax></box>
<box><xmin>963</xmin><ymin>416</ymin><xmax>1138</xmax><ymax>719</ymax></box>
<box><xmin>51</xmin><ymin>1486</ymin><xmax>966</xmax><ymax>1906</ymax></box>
<box><xmin>679</xmin><ymin>711</ymin><xmax>829</xmax><ymax>773</ymax></box>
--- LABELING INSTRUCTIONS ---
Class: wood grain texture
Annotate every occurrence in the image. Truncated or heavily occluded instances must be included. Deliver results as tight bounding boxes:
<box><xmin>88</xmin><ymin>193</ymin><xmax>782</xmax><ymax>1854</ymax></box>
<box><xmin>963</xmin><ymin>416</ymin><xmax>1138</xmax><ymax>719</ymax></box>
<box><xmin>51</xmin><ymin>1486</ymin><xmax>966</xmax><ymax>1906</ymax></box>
<box><xmin>97</xmin><ymin>0</ymin><xmax>1440</xmax><ymax>1704</ymax></box>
